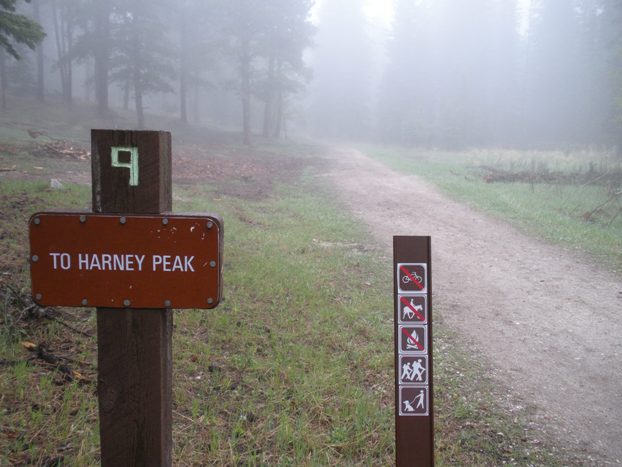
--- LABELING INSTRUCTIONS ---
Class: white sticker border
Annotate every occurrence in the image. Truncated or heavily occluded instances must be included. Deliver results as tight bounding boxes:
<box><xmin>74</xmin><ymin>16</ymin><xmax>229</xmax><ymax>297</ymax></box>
<box><xmin>397</xmin><ymin>293</ymin><xmax>428</xmax><ymax>325</ymax></box>
<box><xmin>397</xmin><ymin>262</ymin><xmax>428</xmax><ymax>294</ymax></box>
<box><xmin>399</xmin><ymin>385</ymin><xmax>429</xmax><ymax>416</ymax></box>
<box><xmin>398</xmin><ymin>324</ymin><xmax>428</xmax><ymax>355</ymax></box>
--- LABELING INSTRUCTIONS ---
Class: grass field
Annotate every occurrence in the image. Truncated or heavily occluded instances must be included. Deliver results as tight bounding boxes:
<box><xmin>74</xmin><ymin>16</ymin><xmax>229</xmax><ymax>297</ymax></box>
<box><xmin>363</xmin><ymin>146</ymin><xmax>622</xmax><ymax>272</ymax></box>
<box><xmin>0</xmin><ymin>100</ymin><xmax>587</xmax><ymax>464</ymax></box>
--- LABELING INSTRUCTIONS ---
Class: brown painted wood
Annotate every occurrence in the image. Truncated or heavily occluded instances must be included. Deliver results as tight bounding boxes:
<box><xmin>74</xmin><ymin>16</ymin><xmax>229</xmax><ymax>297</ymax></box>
<box><xmin>92</xmin><ymin>130</ymin><xmax>173</xmax><ymax>466</ymax></box>
<box><xmin>394</xmin><ymin>236</ymin><xmax>434</xmax><ymax>467</ymax></box>
<box><xmin>29</xmin><ymin>212</ymin><xmax>223</xmax><ymax>309</ymax></box>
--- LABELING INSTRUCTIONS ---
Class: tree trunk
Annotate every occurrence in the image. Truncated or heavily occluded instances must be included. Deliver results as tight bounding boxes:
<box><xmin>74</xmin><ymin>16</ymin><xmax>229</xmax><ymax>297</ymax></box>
<box><xmin>52</xmin><ymin>0</ymin><xmax>73</xmax><ymax>104</ymax></box>
<box><xmin>65</xmin><ymin>12</ymin><xmax>73</xmax><ymax>104</ymax></box>
<box><xmin>192</xmin><ymin>85</ymin><xmax>200</xmax><ymax>123</ymax></box>
<box><xmin>33</xmin><ymin>0</ymin><xmax>44</xmax><ymax>101</ymax></box>
<box><xmin>240</xmin><ymin>41</ymin><xmax>252</xmax><ymax>145</ymax></box>
<box><xmin>178</xmin><ymin>13</ymin><xmax>188</xmax><ymax>124</ymax></box>
<box><xmin>84</xmin><ymin>59</ymin><xmax>92</xmax><ymax>102</ymax></box>
<box><xmin>273</xmin><ymin>62</ymin><xmax>283</xmax><ymax>139</ymax></box>
<box><xmin>132</xmin><ymin>23</ymin><xmax>145</xmax><ymax>129</ymax></box>
<box><xmin>93</xmin><ymin>2</ymin><xmax>110</xmax><ymax>116</ymax></box>
<box><xmin>262</xmin><ymin>56</ymin><xmax>275</xmax><ymax>138</ymax></box>
<box><xmin>134</xmin><ymin>79</ymin><xmax>144</xmax><ymax>129</ymax></box>
<box><xmin>180</xmin><ymin>66</ymin><xmax>187</xmax><ymax>124</ymax></box>
<box><xmin>0</xmin><ymin>51</ymin><xmax>6</xmax><ymax>109</ymax></box>
<box><xmin>123</xmin><ymin>75</ymin><xmax>130</xmax><ymax>110</ymax></box>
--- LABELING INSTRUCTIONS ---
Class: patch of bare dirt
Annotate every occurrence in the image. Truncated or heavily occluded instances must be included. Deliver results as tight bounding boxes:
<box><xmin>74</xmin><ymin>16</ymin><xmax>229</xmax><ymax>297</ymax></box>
<box><xmin>28</xmin><ymin>140</ymin><xmax>90</xmax><ymax>161</ymax></box>
<box><xmin>173</xmin><ymin>145</ymin><xmax>319</xmax><ymax>200</ymax></box>
<box><xmin>324</xmin><ymin>146</ymin><xmax>622</xmax><ymax>465</ymax></box>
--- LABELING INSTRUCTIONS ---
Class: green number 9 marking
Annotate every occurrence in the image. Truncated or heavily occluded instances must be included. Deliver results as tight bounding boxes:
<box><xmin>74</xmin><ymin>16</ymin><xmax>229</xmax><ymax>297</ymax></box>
<box><xmin>111</xmin><ymin>146</ymin><xmax>139</xmax><ymax>186</ymax></box>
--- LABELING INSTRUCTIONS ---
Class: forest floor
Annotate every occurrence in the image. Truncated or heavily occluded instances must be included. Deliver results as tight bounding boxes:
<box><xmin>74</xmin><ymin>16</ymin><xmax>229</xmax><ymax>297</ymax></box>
<box><xmin>1</xmin><ymin>98</ymin><xmax>618</xmax><ymax>464</ymax></box>
<box><xmin>323</xmin><ymin>145</ymin><xmax>622</xmax><ymax>465</ymax></box>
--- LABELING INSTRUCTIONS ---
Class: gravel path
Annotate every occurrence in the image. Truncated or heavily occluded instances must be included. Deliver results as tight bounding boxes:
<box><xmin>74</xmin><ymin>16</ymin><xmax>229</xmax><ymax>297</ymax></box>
<box><xmin>324</xmin><ymin>146</ymin><xmax>622</xmax><ymax>465</ymax></box>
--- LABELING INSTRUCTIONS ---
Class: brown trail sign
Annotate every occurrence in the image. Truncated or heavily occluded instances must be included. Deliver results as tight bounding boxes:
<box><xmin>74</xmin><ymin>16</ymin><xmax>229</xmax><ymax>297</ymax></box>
<box><xmin>394</xmin><ymin>236</ymin><xmax>433</xmax><ymax>466</ymax></box>
<box><xmin>28</xmin><ymin>130</ymin><xmax>223</xmax><ymax>466</ymax></box>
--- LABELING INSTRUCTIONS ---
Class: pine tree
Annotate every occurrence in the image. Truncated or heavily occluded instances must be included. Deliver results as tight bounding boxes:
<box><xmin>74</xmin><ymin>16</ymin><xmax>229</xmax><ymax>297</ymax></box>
<box><xmin>0</xmin><ymin>0</ymin><xmax>45</xmax><ymax>59</ymax></box>
<box><xmin>109</xmin><ymin>0</ymin><xmax>176</xmax><ymax>128</ymax></box>
<box><xmin>309</xmin><ymin>0</ymin><xmax>373</xmax><ymax>139</ymax></box>
<box><xmin>525</xmin><ymin>0</ymin><xmax>584</xmax><ymax>145</ymax></box>
<box><xmin>257</xmin><ymin>0</ymin><xmax>314</xmax><ymax>138</ymax></box>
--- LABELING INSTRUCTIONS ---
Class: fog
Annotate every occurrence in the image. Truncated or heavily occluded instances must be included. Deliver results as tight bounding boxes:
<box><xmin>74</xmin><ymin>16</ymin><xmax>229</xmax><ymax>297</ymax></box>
<box><xmin>3</xmin><ymin>0</ymin><xmax>622</xmax><ymax>151</ymax></box>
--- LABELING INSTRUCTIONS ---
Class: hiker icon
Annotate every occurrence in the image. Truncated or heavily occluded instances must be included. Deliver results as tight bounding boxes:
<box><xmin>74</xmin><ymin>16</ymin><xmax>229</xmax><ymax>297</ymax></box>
<box><xmin>399</xmin><ymin>356</ymin><xmax>428</xmax><ymax>384</ymax></box>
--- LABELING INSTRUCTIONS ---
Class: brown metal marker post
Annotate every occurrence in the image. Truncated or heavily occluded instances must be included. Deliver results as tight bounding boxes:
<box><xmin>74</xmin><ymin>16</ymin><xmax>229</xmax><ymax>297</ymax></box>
<box><xmin>92</xmin><ymin>130</ymin><xmax>173</xmax><ymax>466</ymax></box>
<box><xmin>394</xmin><ymin>236</ymin><xmax>433</xmax><ymax>466</ymax></box>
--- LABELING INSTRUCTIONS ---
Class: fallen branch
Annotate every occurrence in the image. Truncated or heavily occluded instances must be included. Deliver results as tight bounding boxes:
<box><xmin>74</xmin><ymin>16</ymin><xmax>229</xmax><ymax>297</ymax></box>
<box><xmin>22</xmin><ymin>342</ymin><xmax>90</xmax><ymax>383</ymax></box>
<box><xmin>582</xmin><ymin>190</ymin><xmax>622</xmax><ymax>222</ymax></box>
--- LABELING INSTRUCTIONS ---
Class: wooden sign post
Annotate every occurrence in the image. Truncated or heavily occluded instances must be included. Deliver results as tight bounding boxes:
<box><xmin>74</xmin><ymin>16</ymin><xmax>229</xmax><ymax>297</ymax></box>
<box><xmin>92</xmin><ymin>130</ymin><xmax>173</xmax><ymax>466</ymax></box>
<box><xmin>394</xmin><ymin>236</ymin><xmax>434</xmax><ymax>466</ymax></box>
<box><xmin>28</xmin><ymin>130</ymin><xmax>223</xmax><ymax>466</ymax></box>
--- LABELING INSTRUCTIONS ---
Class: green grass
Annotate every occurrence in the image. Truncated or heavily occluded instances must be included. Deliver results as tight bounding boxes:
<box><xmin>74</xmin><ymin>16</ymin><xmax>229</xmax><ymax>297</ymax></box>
<box><xmin>0</xmin><ymin>125</ymin><xmax>586</xmax><ymax>464</ymax></box>
<box><xmin>364</xmin><ymin>145</ymin><xmax>622</xmax><ymax>271</ymax></box>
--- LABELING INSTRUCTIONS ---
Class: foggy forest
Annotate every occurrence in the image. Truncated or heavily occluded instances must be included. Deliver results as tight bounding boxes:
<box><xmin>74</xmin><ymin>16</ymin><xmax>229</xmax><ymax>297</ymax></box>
<box><xmin>1</xmin><ymin>0</ymin><xmax>622</xmax><ymax>465</ymax></box>
<box><xmin>1</xmin><ymin>0</ymin><xmax>621</xmax><ymax>150</ymax></box>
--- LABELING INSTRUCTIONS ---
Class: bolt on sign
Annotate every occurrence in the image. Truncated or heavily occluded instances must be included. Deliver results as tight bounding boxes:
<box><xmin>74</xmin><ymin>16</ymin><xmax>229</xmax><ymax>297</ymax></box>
<box><xmin>27</xmin><ymin>130</ymin><xmax>224</xmax><ymax>466</ymax></box>
<box><xmin>394</xmin><ymin>236</ymin><xmax>434</xmax><ymax>466</ymax></box>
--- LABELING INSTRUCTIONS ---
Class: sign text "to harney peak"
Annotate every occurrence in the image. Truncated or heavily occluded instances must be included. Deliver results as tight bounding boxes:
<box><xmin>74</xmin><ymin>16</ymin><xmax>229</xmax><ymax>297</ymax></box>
<box><xmin>48</xmin><ymin>252</ymin><xmax>196</xmax><ymax>272</ymax></box>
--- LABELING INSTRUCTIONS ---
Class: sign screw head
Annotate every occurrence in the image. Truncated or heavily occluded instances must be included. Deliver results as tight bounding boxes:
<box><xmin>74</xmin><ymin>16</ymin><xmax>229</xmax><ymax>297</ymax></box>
<box><xmin>119</xmin><ymin>217</ymin><xmax>127</xmax><ymax>225</ymax></box>
<box><xmin>123</xmin><ymin>299</ymin><xmax>131</xmax><ymax>307</ymax></box>
<box><xmin>209</xmin><ymin>260</ymin><xmax>216</xmax><ymax>268</ymax></box>
<box><xmin>162</xmin><ymin>218</ymin><xmax>169</xmax><ymax>225</ymax></box>
<box><xmin>33</xmin><ymin>217</ymin><xmax>41</xmax><ymax>225</ymax></box>
<box><xmin>35</xmin><ymin>293</ymin><xmax>42</xmax><ymax>301</ymax></box>
<box><xmin>207</xmin><ymin>297</ymin><xmax>214</xmax><ymax>305</ymax></box>
<box><xmin>31</xmin><ymin>255</ymin><xmax>39</xmax><ymax>262</ymax></box>
<box><xmin>164</xmin><ymin>299</ymin><xmax>171</xmax><ymax>307</ymax></box>
<box><xmin>207</xmin><ymin>221</ymin><xmax>214</xmax><ymax>230</ymax></box>
<box><xmin>79</xmin><ymin>215</ymin><xmax>87</xmax><ymax>223</ymax></box>
<box><xmin>81</xmin><ymin>298</ymin><xmax>88</xmax><ymax>306</ymax></box>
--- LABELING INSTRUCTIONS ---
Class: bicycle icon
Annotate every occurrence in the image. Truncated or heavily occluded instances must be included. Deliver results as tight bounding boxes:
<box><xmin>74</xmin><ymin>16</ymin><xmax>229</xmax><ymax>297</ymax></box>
<box><xmin>401</xmin><ymin>271</ymin><xmax>423</xmax><ymax>285</ymax></box>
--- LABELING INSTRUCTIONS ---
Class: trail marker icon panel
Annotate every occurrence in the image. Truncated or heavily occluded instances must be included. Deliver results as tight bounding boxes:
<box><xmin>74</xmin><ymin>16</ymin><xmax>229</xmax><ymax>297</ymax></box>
<box><xmin>398</xmin><ymin>295</ymin><xmax>427</xmax><ymax>324</ymax></box>
<box><xmin>397</xmin><ymin>263</ymin><xmax>427</xmax><ymax>293</ymax></box>
<box><xmin>399</xmin><ymin>386</ymin><xmax>429</xmax><ymax>416</ymax></box>
<box><xmin>399</xmin><ymin>325</ymin><xmax>428</xmax><ymax>354</ymax></box>
<box><xmin>399</xmin><ymin>356</ymin><xmax>428</xmax><ymax>384</ymax></box>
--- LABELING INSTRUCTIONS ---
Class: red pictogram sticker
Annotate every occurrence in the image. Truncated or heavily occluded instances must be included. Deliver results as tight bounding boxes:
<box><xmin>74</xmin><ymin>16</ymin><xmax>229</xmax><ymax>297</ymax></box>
<box><xmin>397</xmin><ymin>263</ymin><xmax>427</xmax><ymax>293</ymax></box>
<box><xmin>399</xmin><ymin>325</ymin><xmax>428</xmax><ymax>354</ymax></box>
<box><xmin>398</xmin><ymin>295</ymin><xmax>427</xmax><ymax>324</ymax></box>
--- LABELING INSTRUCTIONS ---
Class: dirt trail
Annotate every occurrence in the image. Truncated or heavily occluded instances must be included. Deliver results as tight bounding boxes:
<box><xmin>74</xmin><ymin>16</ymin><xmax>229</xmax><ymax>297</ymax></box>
<box><xmin>323</xmin><ymin>147</ymin><xmax>622</xmax><ymax>465</ymax></box>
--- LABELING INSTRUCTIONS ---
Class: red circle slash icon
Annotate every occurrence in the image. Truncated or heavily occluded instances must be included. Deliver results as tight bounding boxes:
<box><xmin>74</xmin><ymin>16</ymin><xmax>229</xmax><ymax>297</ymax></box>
<box><xmin>399</xmin><ymin>296</ymin><xmax>425</xmax><ymax>322</ymax></box>
<box><xmin>399</xmin><ymin>265</ymin><xmax>425</xmax><ymax>291</ymax></box>
<box><xmin>401</xmin><ymin>327</ymin><xmax>424</xmax><ymax>351</ymax></box>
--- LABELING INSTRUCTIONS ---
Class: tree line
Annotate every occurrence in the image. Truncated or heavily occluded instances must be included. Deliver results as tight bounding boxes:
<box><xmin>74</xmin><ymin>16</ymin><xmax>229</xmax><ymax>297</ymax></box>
<box><xmin>3</xmin><ymin>0</ymin><xmax>622</xmax><ymax>151</ymax></box>
<box><xmin>0</xmin><ymin>0</ymin><xmax>314</xmax><ymax>144</ymax></box>
<box><xmin>310</xmin><ymin>0</ymin><xmax>622</xmax><ymax>151</ymax></box>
